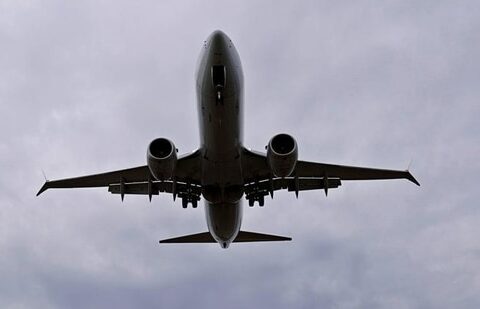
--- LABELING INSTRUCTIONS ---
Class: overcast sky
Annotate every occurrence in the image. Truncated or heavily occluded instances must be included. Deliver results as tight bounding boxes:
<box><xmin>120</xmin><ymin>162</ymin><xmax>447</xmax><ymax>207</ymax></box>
<box><xmin>1</xmin><ymin>0</ymin><xmax>479</xmax><ymax>308</ymax></box>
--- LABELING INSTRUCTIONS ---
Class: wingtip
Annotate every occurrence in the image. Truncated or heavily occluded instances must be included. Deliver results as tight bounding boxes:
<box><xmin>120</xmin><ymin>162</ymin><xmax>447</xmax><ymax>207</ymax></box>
<box><xmin>406</xmin><ymin>171</ymin><xmax>420</xmax><ymax>186</ymax></box>
<box><xmin>36</xmin><ymin>182</ymin><xmax>49</xmax><ymax>196</ymax></box>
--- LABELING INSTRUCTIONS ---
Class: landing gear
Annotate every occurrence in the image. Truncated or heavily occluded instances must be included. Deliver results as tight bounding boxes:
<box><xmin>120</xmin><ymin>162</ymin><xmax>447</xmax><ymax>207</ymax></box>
<box><xmin>215</xmin><ymin>85</ymin><xmax>224</xmax><ymax>105</ymax></box>
<box><xmin>181</xmin><ymin>196</ymin><xmax>200</xmax><ymax>208</ymax></box>
<box><xmin>259</xmin><ymin>196</ymin><xmax>264</xmax><ymax>207</ymax></box>
<box><xmin>247</xmin><ymin>195</ymin><xmax>265</xmax><ymax>207</ymax></box>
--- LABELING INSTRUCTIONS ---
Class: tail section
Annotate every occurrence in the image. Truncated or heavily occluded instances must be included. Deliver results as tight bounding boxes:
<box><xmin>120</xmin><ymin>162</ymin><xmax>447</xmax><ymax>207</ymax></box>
<box><xmin>159</xmin><ymin>231</ymin><xmax>291</xmax><ymax>244</ymax></box>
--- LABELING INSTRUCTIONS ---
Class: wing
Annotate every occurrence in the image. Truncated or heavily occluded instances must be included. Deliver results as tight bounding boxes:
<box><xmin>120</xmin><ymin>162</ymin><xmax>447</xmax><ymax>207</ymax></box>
<box><xmin>37</xmin><ymin>150</ymin><xmax>202</xmax><ymax>200</ymax></box>
<box><xmin>241</xmin><ymin>147</ymin><xmax>419</xmax><ymax>203</ymax></box>
<box><xmin>295</xmin><ymin>160</ymin><xmax>419</xmax><ymax>185</ymax></box>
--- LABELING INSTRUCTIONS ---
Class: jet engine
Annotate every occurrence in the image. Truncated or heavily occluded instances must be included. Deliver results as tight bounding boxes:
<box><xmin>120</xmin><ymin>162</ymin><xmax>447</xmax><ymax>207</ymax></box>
<box><xmin>267</xmin><ymin>133</ymin><xmax>298</xmax><ymax>177</ymax></box>
<box><xmin>147</xmin><ymin>138</ymin><xmax>177</xmax><ymax>180</ymax></box>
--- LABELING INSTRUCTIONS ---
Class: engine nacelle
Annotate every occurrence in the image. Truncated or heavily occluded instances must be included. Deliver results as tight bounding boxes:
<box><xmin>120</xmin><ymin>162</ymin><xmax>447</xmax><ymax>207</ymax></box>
<box><xmin>267</xmin><ymin>133</ymin><xmax>298</xmax><ymax>177</ymax></box>
<box><xmin>147</xmin><ymin>138</ymin><xmax>177</xmax><ymax>180</ymax></box>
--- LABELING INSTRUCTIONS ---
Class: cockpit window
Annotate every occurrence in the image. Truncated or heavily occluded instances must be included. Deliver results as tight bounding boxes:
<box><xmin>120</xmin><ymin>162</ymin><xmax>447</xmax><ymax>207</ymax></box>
<box><xmin>212</xmin><ymin>65</ymin><xmax>226</xmax><ymax>88</ymax></box>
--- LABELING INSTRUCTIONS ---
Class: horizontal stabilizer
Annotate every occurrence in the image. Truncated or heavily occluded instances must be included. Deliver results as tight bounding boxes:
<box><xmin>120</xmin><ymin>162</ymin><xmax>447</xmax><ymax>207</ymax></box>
<box><xmin>159</xmin><ymin>231</ymin><xmax>291</xmax><ymax>244</ymax></box>
<box><xmin>160</xmin><ymin>232</ymin><xmax>215</xmax><ymax>243</ymax></box>
<box><xmin>233</xmin><ymin>231</ymin><xmax>291</xmax><ymax>242</ymax></box>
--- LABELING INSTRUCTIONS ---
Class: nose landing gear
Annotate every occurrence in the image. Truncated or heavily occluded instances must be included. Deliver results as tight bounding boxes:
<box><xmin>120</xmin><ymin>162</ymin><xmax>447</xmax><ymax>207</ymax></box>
<box><xmin>215</xmin><ymin>85</ymin><xmax>224</xmax><ymax>105</ymax></box>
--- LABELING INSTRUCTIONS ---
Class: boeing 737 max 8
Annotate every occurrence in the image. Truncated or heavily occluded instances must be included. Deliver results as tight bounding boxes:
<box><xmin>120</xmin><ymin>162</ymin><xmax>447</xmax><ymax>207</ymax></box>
<box><xmin>37</xmin><ymin>30</ymin><xmax>419</xmax><ymax>248</ymax></box>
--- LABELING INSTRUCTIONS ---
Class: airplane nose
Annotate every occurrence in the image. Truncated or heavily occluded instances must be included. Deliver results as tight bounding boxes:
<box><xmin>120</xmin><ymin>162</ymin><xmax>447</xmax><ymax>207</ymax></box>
<box><xmin>208</xmin><ymin>30</ymin><xmax>230</xmax><ymax>51</ymax></box>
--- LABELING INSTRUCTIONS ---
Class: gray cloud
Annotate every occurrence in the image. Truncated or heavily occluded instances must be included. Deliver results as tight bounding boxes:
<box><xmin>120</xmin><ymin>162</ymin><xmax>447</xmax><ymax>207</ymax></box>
<box><xmin>1</xmin><ymin>0</ymin><xmax>479</xmax><ymax>308</ymax></box>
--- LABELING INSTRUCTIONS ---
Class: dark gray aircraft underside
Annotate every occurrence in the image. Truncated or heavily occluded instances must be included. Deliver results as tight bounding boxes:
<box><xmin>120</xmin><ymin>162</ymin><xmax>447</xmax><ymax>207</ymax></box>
<box><xmin>37</xmin><ymin>30</ymin><xmax>419</xmax><ymax>249</ymax></box>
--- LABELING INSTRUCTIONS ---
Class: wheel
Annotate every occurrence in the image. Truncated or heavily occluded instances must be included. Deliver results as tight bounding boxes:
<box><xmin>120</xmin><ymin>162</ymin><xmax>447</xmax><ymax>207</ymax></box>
<box><xmin>259</xmin><ymin>196</ymin><xmax>264</xmax><ymax>207</ymax></box>
<box><xmin>192</xmin><ymin>200</ymin><xmax>198</xmax><ymax>208</ymax></box>
<box><xmin>182</xmin><ymin>198</ymin><xmax>188</xmax><ymax>208</ymax></box>
<box><xmin>248</xmin><ymin>199</ymin><xmax>254</xmax><ymax>207</ymax></box>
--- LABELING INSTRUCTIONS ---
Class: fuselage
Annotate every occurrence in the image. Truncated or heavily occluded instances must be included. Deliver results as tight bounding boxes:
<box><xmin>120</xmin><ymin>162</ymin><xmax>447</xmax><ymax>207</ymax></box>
<box><xmin>195</xmin><ymin>31</ymin><xmax>244</xmax><ymax>248</ymax></box>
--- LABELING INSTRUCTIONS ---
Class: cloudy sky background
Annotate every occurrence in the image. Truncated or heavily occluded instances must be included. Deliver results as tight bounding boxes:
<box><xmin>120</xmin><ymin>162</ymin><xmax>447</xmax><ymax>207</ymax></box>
<box><xmin>1</xmin><ymin>0</ymin><xmax>479</xmax><ymax>308</ymax></box>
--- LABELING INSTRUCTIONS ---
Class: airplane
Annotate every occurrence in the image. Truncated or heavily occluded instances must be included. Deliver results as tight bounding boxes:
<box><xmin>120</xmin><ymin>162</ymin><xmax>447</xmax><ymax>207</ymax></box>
<box><xmin>37</xmin><ymin>30</ymin><xmax>419</xmax><ymax>249</ymax></box>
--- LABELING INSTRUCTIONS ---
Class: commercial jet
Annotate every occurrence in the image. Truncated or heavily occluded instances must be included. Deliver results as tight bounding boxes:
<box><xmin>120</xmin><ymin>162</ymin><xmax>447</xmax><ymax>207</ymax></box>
<box><xmin>37</xmin><ymin>30</ymin><xmax>419</xmax><ymax>248</ymax></box>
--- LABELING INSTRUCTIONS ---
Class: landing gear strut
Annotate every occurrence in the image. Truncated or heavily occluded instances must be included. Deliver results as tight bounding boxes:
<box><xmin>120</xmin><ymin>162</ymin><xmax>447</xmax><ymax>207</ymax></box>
<box><xmin>215</xmin><ymin>85</ymin><xmax>224</xmax><ymax>105</ymax></box>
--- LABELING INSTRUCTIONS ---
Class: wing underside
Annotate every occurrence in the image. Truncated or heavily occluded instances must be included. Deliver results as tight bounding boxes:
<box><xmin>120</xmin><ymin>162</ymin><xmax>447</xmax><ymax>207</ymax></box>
<box><xmin>241</xmin><ymin>147</ymin><xmax>419</xmax><ymax>205</ymax></box>
<box><xmin>242</xmin><ymin>147</ymin><xmax>419</xmax><ymax>184</ymax></box>
<box><xmin>37</xmin><ymin>147</ymin><xmax>418</xmax><ymax>207</ymax></box>
<box><xmin>37</xmin><ymin>150</ymin><xmax>203</xmax><ymax>203</ymax></box>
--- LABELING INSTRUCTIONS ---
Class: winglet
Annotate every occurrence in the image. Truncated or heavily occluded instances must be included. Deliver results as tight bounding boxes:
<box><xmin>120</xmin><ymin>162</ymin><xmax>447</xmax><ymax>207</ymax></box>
<box><xmin>36</xmin><ymin>181</ymin><xmax>49</xmax><ymax>196</ymax></box>
<box><xmin>406</xmin><ymin>170</ymin><xmax>420</xmax><ymax>186</ymax></box>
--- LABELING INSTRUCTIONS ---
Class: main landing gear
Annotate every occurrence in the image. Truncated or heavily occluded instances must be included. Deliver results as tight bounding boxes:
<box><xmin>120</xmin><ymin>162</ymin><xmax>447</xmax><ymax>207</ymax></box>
<box><xmin>248</xmin><ymin>195</ymin><xmax>264</xmax><ymax>207</ymax></box>
<box><xmin>182</xmin><ymin>197</ymin><xmax>198</xmax><ymax>209</ymax></box>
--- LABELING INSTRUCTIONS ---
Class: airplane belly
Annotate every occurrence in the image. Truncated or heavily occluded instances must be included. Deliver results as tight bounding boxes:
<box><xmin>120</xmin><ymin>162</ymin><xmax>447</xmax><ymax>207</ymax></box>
<box><xmin>201</xmin><ymin>95</ymin><xmax>241</xmax><ymax>157</ymax></box>
<box><xmin>194</xmin><ymin>31</ymin><xmax>246</xmax><ymax>247</ymax></box>
<box><xmin>200</xmin><ymin>92</ymin><xmax>244</xmax><ymax>200</ymax></box>
<box><xmin>200</xmin><ymin>102</ymin><xmax>244</xmax><ymax>203</ymax></box>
